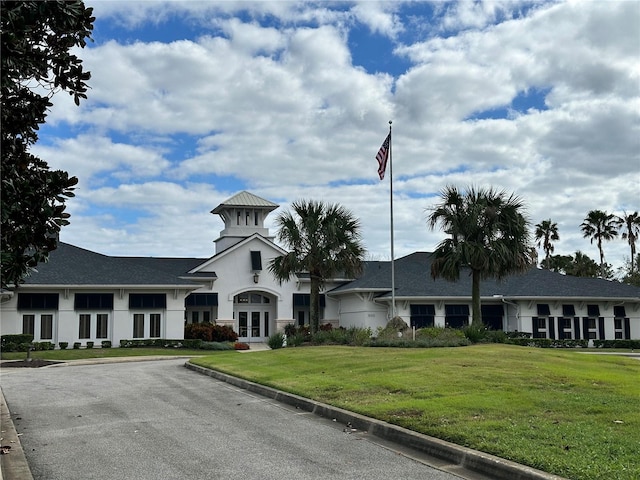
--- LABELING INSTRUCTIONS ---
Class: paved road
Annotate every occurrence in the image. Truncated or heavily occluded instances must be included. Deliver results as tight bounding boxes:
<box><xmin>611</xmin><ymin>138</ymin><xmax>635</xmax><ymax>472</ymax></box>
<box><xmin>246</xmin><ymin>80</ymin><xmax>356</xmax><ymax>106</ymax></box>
<box><xmin>1</xmin><ymin>360</ymin><xmax>462</xmax><ymax>480</ymax></box>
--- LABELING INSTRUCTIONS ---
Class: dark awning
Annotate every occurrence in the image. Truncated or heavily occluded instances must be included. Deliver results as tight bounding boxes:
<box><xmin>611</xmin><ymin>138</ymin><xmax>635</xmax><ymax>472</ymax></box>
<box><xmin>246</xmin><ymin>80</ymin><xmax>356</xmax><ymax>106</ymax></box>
<box><xmin>293</xmin><ymin>293</ymin><xmax>326</xmax><ymax>307</ymax></box>
<box><xmin>185</xmin><ymin>293</ymin><xmax>218</xmax><ymax>307</ymax></box>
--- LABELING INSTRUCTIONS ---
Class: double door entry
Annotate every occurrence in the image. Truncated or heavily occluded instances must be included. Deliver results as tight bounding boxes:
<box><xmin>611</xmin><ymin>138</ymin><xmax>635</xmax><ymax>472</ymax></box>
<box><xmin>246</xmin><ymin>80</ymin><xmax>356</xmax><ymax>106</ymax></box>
<box><xmin>237</xmin><ymin>309</ymin><xmax>270</xmax><ymax>341</ymax></box>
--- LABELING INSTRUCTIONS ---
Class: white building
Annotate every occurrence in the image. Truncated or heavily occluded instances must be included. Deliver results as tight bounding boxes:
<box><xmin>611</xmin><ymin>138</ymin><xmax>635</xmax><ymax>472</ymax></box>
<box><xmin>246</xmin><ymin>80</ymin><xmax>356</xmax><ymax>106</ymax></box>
<box><xmin>1</xmin><ymin>191</ymin><xmax>638</xmax><ymax>346</ymax></box>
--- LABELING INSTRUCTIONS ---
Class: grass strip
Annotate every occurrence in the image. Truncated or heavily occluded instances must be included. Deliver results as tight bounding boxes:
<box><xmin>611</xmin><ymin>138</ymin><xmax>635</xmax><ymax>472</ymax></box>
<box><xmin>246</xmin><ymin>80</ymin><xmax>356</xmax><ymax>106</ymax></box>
<box><xmin>1</xmin><ymin>347</ymin><xmax>205</xmax><ymax>361</ymax></box>
<box><xmin>190</xmin><ymin>344</ymin><xmax>639</xmax><ymax>480</ymax></box>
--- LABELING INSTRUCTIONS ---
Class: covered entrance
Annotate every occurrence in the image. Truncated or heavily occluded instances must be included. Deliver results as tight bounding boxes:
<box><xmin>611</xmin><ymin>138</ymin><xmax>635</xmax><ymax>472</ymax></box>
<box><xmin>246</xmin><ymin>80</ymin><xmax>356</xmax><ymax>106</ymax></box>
<box><xmin>234</xmin><ymin>291</ymin><xmax>274</xmax><ymax>342</ymax></box>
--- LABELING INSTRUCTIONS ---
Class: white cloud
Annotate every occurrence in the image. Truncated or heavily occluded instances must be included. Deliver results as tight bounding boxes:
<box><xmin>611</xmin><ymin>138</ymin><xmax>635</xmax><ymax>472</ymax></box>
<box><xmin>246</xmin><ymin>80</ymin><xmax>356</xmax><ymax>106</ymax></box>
<box><xmin>39</xmin><ymin>0</ymin><xmax>638</xmax><ymax>274</ymax></box>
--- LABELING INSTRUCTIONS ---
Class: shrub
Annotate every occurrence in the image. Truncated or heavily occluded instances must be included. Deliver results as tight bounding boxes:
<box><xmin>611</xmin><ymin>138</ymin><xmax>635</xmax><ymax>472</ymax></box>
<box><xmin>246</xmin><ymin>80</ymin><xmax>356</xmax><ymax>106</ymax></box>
<box><xmin>284</xmin><ymin>323</ymin><xmax>297</xmax><ymax>337</ymax></box>
<box><xmin>86</xmin><ymin>341</ymin><xmax>94</xmax><ymax>349</ymax></box>
<box><xmin>211</xmin><ymin>325</ymin><xmax>238</xmax><ymax>342</ymax></box>
<box><xmin>319</xmin><ymin>323</ymin><xmax>333</xmax><ymax>331</ymax></box>
<box><xmin>181</xmin><ymin>339</ymin><xmax>202</xmax><ymax>349</ymax></box>
<box><xmin>286</xmin><ymin>333</ymin><xmax>306</xmax><ymax>347</ymax></box>
<box><xmin>184</xmin><ymin>323</ymin><xmax>238</xmax><ymax>342</ymax></box>
<box><xmin>1</xmin><ymin>334</ymin><xmax>33</xmax><ymax>352</ymax></box>
<box><xmin>233</xmin><ymin>342</ymin><xmax>250</xmax><ymax>350</ymax></box>
<box><xmin>462</xmin><ymin>324</ymin><xmax>488</xmax><ymax>343</ymax></box>
<box><xmin>199</xmin><ymin>341</ymin><xmax>233</xmax><ymax>351</ymax></box>
<box><xmin>507</xmin><ymin>338</ymin><xmax>589</xmax><ymax>348</ymax></box>
<box><xmin>593</xmin><ymin>339</ymin><xmax>640</xmax><ymax>349</ymax></box>
<box><xmin>101</xmin><ymin>340</ymin><xmax>112</xmax><ymax>348</ymax></box>
<box><xmin>346</xmin><ymin>326</ymin><xmax>372</xmax><ymax>346</ymax></box>
<box><xmin>58</xmin><ymin>342</ymin><xmax>68</xmax><ymax>350</ymax></box>
<box><xmin>73</xmin><ymin>342</ymin><xmax>81</xmax><ymax>349</ymax></box>
<box><xmin>267</xmin><ymin>333</ymin><xmax>285</xmax><ymax>349</ymax></box>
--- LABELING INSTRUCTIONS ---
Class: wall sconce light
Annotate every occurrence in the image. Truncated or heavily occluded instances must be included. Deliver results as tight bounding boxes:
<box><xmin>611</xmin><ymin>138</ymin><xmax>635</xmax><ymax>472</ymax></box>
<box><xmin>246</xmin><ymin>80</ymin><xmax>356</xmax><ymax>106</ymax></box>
<box><xmin>253</xmin><ymin>273</ymin><xmax>260</xmax><ymax>284</ymax></box>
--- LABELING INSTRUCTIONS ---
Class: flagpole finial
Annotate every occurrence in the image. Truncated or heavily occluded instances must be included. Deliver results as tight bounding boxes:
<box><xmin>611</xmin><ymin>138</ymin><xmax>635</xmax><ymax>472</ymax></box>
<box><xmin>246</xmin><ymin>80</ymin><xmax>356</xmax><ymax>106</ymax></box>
<box><xmin>388</xmin><ymin>120</ymin><xmax>392</xmax><ymax>125</ymax></box>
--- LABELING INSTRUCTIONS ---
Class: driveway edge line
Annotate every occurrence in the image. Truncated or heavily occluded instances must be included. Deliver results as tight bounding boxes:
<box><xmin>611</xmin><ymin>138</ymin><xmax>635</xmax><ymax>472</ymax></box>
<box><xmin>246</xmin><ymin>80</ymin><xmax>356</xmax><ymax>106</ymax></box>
<box><xmin>1</xmin><ymin>387</ymin><xmax>34</xmax><ymax>480</ymax></box>
<box><xmin>185</xmin><ymin>361</ymin><xmax>566</xmax><ymax>480</ymax></box>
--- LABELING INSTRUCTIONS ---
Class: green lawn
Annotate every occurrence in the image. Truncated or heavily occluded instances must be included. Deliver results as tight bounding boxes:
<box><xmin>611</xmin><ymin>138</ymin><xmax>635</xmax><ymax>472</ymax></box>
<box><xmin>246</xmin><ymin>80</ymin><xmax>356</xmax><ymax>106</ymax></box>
<box><xmin>190</xmin><ymin>345</ymin><xmax>640</xmax><ymax>480</ymax></box>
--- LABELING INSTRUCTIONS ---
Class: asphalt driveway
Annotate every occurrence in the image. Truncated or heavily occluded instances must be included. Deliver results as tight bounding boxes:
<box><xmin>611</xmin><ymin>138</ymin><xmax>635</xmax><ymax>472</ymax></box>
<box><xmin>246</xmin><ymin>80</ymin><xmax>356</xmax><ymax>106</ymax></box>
<box><xmin>0</xmin><ymin>359</ymin><xmax>463</xmax><ymax>480</ymax></box>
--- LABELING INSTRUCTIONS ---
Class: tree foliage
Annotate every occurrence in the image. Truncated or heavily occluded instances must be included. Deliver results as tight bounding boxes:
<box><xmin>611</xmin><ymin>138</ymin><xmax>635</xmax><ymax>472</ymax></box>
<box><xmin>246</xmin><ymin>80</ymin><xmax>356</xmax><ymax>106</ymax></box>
<box><xmin>616</xmin><ymin>211</ymin><xmax>640</xmax><ymax>275</ymax></box>
<box><xmin>269</xmin><ymin>200</ymin><xmax>365</xmax><ymax>333</ymax></box>
<box><xmin>580</xmin><ymin>210</ymin><xmax>618</xmax><ymax>277</ymax></box>
<box><xmin>1</xmin><ymin>1</ymin><xmax>94</xmax><ymax>288</ymax></box>
<box><xmin>534</xmin><ymin>219</ymin><xmax>559</xmax><ymax>269</ymax></box>
<box><xmin>428</xmin><ymin>185</ymin><xmax>534</xmax><ymax>326</ymax></box>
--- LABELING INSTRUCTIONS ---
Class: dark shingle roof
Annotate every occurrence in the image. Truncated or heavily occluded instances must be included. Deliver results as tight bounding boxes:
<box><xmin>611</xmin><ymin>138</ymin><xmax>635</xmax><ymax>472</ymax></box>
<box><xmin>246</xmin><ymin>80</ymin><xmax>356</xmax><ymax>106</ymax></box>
<box><xmin>330</xmin><ymin>252</ymin><xmax>640</xmax><ymax>300</ymax></box>
<box><xmin>22</xmin><ymin>243</ymin><xmax>207</xmax><ymax>286</ymax></box>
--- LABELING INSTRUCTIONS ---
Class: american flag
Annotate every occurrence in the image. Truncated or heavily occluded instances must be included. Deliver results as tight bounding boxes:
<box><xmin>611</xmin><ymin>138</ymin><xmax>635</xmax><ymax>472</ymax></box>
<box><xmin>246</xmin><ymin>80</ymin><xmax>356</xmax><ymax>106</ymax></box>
<box><xmin>376</xmin><ymin>133</ymin><xmax>390</xmax><ymax>180</ymax></box>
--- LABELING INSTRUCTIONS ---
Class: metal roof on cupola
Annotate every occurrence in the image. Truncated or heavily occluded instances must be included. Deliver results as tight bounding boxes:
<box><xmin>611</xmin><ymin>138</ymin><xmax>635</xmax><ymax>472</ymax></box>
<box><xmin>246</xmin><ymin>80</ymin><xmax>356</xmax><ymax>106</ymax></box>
<box><xmin>211</xmin><ymin>191</ymin><xmax>279</xmax><ymax>254</ymax></box>
<box><xmin>211</xmin><ymin>191</ymin><xmax>279</xmax><ymax>214</ymax></box>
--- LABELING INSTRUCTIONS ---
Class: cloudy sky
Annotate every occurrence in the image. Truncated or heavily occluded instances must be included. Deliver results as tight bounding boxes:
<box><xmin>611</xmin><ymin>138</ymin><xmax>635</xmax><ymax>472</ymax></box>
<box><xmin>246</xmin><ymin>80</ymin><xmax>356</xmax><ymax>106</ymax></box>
<box><xmin>35</xmin><ymin>0</ymin><xmax>639</xmax><ymax>272</ymax></box>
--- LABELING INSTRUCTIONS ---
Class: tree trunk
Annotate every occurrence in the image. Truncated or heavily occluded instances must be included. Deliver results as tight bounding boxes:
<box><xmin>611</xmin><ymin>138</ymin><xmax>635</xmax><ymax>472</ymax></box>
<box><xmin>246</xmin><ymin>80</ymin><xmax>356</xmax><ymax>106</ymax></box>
<box><xmin>471</xmin><ymin>269</ymin><xmax>482</xmax><ymax>326</ymax></box>
<box><xmin>310</xmin><ymin>275</ymin><xmax>321</xmax><ymax>334</ymax></box>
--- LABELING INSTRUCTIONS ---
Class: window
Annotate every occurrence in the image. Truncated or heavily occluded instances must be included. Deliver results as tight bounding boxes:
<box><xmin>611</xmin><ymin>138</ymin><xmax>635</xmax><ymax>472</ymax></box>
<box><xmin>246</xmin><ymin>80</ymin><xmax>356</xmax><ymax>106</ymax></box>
<box><xmin>532</xmin><ymin>317</ymin><xmax>547</xmax><ymax>338</ymax></box>
<box><xmin>97</xmin><ymin>314</ymin><xmax>109</xmax><ymax>339</ymax></box>
<box><xmin>445</xmin><ymin>305</ymin><xmax>469</xmax><ymax>328</ymax></box>
<box><xmin>297</xmin><ymin>310</ymin><xmax>305</xmax><ymax>326</ymax></box>
<box><xmin>150</xmin><ymin>314</ymin><xmax>161</xmax><ymax>338</ymax></box>
<box><xmin>192</xmin><ymin>311</ymin><xmax>199</xmax><ymax>323</ymax></box>
<box><xmin>586</xmin><ymin>318</ymin><xmax>597</xmax><ymax>339</ymax></box>
<box><xmin>133</xmin><ymin>314</ymin><xmax>145</xmax><ymax>338</ymax></box>
<box><xmin>22</xmin><ymin>315</ymin><xmax>35</xmax><ymax>336</ymax></box>
<box><xmin>613</xmin><ymin>306</ymin><xmax>628</xmax><ymax>339</ymax></box>
<box><xmin>560</xmin><ymin>317</ymin><xmax>573</xmax><ymax>339</ymax></box>
<box><xmin>79</xmin><ymin>314</ymin><xmax>91</xmax><ymax>339</ymax></box>
<box><xmin>250</xmin><ymin>251</ymin><xmax>262</xmax><ymax>271</ymax></box>
<box><xmin>264</xmin><ymin>312</ymin><xmax>269</xmax><ymax>337</ymax></box>
<box><xmin>410</xmin><ymin>304</ymin><xmax>435</xmax><ymax>328</ymax></box>
<box><xmin>40</xmin><ymin>315</ymin><xmax>53</xmax><ymax>340</ymax></box>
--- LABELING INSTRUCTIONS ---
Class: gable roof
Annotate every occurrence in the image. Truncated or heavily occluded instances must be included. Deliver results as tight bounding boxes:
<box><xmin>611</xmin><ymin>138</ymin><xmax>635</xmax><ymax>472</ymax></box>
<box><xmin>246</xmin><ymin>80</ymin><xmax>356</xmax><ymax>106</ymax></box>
<box><xmin>211</xmin><ymin>191</ymin><xmax>279</xmax><ymax>214</ymax></box>
<box><xmin>329</xmin><ymin>252</ymin><xmax>640</xmax><ymax>300</ymax></box>
<box><xmin>189</xmin><ymin>233</ymin><xmax>286</xmax><ymax>274</ymax></box>
<box><xmin>20</xmin><ymin>243</ymin><xmax>206</xmax><ymax>287</ymax></box>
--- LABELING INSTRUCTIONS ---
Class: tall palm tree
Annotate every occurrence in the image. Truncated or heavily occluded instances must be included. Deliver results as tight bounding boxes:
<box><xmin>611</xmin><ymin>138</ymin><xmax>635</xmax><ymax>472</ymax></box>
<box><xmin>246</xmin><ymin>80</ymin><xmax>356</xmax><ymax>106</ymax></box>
<box><xmin>269</xmin><ymin>200</ymin><xmax>365</xmax><ymax>333</ymax></box>
<box><xmin>428</xmin><ymin>185</ymin><xmax>534</xmax><ymax>326</ymax></box>
<box><xmin>616</xmin><ymin>211</ymin><xmax>640</xmax><ymax>274</ymax></box>
<box><xmin>580</xmin><ymin>210</ymin><xmax>618</xmax><ymax>275</ymax></box>
<box><xmin>534</xmin><ymin>219</ymin><xmax>559</xmax><ymax>269</ymax></box>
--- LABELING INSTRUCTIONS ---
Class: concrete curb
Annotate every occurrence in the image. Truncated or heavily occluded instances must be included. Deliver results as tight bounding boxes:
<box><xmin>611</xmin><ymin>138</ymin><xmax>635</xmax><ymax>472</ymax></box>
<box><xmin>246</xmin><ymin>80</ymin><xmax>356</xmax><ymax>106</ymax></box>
<box><xmin>185</xmin><ymin>362</ymin><xmax>566</xmax><ymax>480</ymax></box>
<box><xmin>0</xmin><ymin>388</ymin><xmax>33</xmax><ymax>480</ymax></box>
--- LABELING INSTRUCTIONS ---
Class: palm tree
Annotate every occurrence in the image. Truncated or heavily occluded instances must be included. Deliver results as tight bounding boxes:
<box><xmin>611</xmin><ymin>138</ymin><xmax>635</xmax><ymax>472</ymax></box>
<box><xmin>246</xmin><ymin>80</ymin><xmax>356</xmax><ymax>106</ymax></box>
<box><xmin>269</xmin><ymin>200</ymin><xmax>365</xmax><ymax>333</ymax></box>
<box><xmin>580</xmin><ymin>210</ymin><xmax>618</xmax><ymax>275</ymax></box>
<box><xmin>428</xmin><ymin>185</ymin><xmax>534</xmax><ymax>326</ymax></box>
<box><xmin>616</xmin><ymin>211</ymin><xmax>640</xmax><ymax>274</ymax></box>
<box><xmin>535</xmin><ymin>219</ymin><xmax>559</xmax><ymax>269</ymax></box>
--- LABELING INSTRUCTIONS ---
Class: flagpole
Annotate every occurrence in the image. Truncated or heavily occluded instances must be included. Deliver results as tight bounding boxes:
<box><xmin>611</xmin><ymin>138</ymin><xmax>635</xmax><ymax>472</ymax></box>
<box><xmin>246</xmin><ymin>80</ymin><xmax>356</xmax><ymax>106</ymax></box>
<box><xmin>388</xmin><ymin>120</ymin><xmax>396</xmax><ymax>319</ymax></box>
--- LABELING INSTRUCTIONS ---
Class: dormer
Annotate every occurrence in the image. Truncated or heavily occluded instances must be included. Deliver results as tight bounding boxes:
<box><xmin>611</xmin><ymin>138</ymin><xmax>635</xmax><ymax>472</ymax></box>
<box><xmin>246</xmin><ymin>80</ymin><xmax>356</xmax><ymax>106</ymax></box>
<box><xmin>211</xmin><ymin>191</ymin><xmax>279</xmax><ymax>253</ymax></box>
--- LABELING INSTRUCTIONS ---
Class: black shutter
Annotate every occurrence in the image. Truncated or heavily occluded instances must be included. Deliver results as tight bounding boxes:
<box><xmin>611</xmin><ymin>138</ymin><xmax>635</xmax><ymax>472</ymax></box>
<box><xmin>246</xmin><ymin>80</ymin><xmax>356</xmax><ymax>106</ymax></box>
<box><xmin>598</xmin><ymin>317</ymin><xmax>605</xmax><ymax>340</ymax></box>
<box><xmin>624</xmin><ymin>318</ymin><xmax>631</xmax><ymax>339</ymax></box>
<box><xmin>532</xmin><ymin>317</ymin><xmax>540</xmax><ymax>338</ymax></box>
<box><xmin>573</xmin><ymin>318</ymin><xmax>580</xmax><ymax>340</ymax></box>
<box><xmin>549</xmin><ymin>317</ymin><xmax>555</xmax><ymax>340</ymax></box>
<box><xmin>582</xmin><ymin>317</ymin><xmax>589</xmax><ymax>340</ymax></box>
